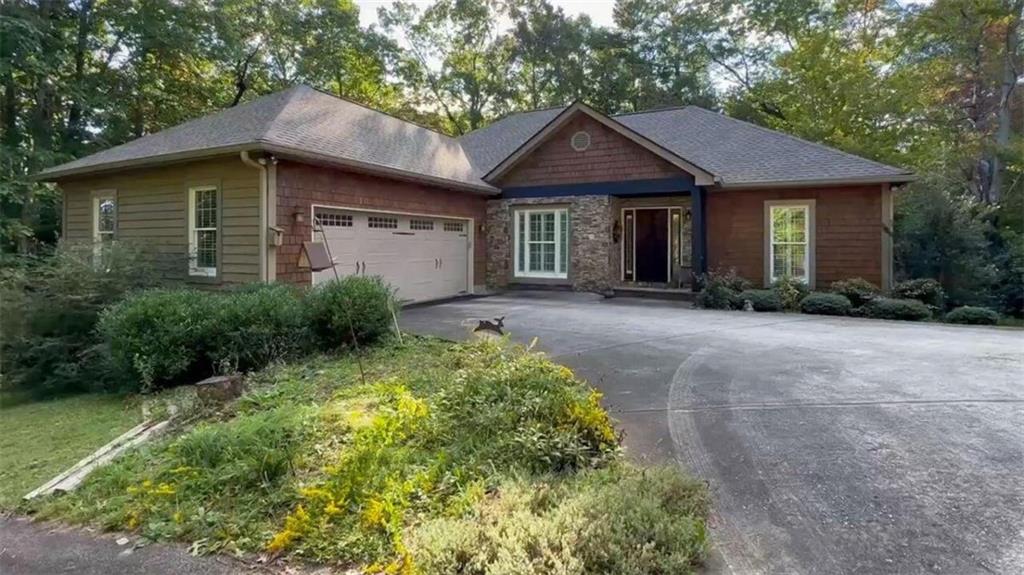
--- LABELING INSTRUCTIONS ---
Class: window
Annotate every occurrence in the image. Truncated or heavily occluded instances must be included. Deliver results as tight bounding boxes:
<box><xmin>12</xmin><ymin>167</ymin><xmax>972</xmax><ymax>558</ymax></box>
<box><xmin>368</xmin><ymin>216</ymin><xmax>398</xmax><ymax>229</ymax></box>
<box><xmin>514</xmin><ymin>208</ymin><xmax>569</xmax><ymax>278</ymax></box>
<box><xmin>93</xmin><ymin>192</ymin><xmax>116</xmax><ymax>243</ymax></box>
<box><xmin>189</xmin><ymin>187</ymin><xmax>218</xmax><ymax>277</ymax></box>
<box><xmin>768</xmin><ymin>202</ymin><xmax>813</xmax><ymax>283</ymax></box>
<box><xmin>317</xmin><ymin>212</ymin><xmax>352</xmax><ymax>227</ymax></box>
<box><xmin>410</xmin><ymin>219</ymin><xmax>434</xmax><ymax>230</ymax></box>
<box><xmin>443</xmin><ymin>221</ymin><xmax>465</xmax><ymax>232</ymax></box>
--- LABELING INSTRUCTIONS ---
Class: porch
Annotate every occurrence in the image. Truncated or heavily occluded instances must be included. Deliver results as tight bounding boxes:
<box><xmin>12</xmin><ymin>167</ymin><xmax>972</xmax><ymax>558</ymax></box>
<box><xmin>485</xmin><ymin>177</ymin><xmax>709</xmax><ymax>293</ymax></box>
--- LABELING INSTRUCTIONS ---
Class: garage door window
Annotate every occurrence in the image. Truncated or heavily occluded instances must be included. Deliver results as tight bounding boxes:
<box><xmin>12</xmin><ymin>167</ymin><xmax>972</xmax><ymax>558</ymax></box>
<box><xmin>189</xmin><ymin>186</ymin><xmax>218</xmax><ymax>277</ymax></box>
<box><xmin>368</xmin><ymin>216</ymin><xmax>398</xmax><ymax>229</ymax></box>
<box><xmin>514</xmin><ymin>208</ymin><xmax>569</xmax><ymax>279</ymax></box>
<box><xmin>318</xmin><ymin>213</ymin><xmax>352</xmax><ymax>227</ymax></box>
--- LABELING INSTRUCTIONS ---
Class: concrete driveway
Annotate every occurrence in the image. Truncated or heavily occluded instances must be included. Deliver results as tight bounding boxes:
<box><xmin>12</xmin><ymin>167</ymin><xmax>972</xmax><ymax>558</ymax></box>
<box><xmin>401</xmin><ymin>291</ymin><xmax>1024</xmax><ymax>575</ymax></box>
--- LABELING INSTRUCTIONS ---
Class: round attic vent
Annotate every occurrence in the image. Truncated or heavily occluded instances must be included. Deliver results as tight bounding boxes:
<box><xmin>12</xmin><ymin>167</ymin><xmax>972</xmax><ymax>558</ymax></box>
<box><xmin>570</xmin><ymin>130</ymin><xmax>591</xmax><ymax>152</ymax></box>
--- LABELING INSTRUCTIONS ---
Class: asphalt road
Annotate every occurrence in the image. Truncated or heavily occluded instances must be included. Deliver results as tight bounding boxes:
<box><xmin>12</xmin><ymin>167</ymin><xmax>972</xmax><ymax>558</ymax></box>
<box><xmin>0</xmin><ymin>517</ymin><xmax>249</xmax><ymax>575</ymax></box>
<box><xmin>402</xmin><ymin>291</ymin><xmax>1024</xmax><ymax>575</ymax></box>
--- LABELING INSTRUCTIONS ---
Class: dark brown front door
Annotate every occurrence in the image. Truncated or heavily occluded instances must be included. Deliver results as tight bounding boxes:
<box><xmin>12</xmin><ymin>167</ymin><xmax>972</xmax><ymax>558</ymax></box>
<box><xmin>635</xmin><ymin>209</ymin><xmax>668</xmax><ymax>282</ymax></box>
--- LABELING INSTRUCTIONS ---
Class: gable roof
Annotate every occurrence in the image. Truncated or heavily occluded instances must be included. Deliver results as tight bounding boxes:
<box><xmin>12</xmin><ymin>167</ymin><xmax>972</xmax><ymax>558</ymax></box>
<box><xmin>478</xmin><ymin>102</ymin><xmax>717</xmax><ymax>185</ymax></box>
<box><xmin>39</xmin><ymin>85</ymin><xmax>495</xmax><ymax>193</ymax></box>
<box><xmin>39</xmin><ymin>84</ymin><xmax>913</xmax><ymax>190</ymax></box>
<box><xmin>613</xmin><ymin>106</ymin><xmax>914</xmax><ymax>187</ymax></box>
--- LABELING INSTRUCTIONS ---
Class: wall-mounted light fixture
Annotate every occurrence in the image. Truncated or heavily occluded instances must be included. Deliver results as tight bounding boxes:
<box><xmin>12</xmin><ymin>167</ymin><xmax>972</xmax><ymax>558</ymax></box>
<box><xmin>293</xmin><ymin>211</ymin><xmax>306</xmax><ymax>224</ymax></box>
<box><xmin>612</xmin><ymin>219</ymin><xmax>622</xmax><ymax>244</ymax></box>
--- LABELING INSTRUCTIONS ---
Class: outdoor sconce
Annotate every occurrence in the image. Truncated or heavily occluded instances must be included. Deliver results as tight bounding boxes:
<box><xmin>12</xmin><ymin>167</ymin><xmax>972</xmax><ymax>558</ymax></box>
<box><xmin>293</xmin><ymin>210</ymin><xmax>306</xmax><ymax>224</ymax></box>
<box><xmin>684</xmin><ymin>209</ymin><xmax>692</xmax><ymax>223</ymax></box>
<box><xmin>611</xmin><ymin>219</ymin><xmax>622</xmax><ymax>244</ymax></box>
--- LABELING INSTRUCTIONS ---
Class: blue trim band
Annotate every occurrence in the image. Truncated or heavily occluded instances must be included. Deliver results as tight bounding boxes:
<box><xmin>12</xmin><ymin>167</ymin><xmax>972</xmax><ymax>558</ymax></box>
<box><xmin>500</xmin><ymin>177</ymin><xmax>698</xmax><ymax>198</ymax></box>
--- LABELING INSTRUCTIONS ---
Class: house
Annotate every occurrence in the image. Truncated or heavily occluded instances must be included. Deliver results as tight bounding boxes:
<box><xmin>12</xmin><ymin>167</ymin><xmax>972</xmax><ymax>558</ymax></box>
<box><xmin>39</xmin><ymin>85</ymin><xmax>914</xmax><ymax>303</ymax></box>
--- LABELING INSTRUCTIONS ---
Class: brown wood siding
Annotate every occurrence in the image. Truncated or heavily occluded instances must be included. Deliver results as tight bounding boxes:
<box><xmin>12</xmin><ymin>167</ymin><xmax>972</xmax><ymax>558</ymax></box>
<box><xmin>706</xmin><ymin>186</ymin><xmax>884</xmax><ymax>288</ymax></box>
<box><xmin>498</xmin><ymin>115</ymin><xmax>683</xmax><ymax>187</ymax></box>
<box><xmin>275</xmin><ymin>161</ymin><xmax>488</xmax><ymax>287</ymax></box>
<box><xmin>59</xmin><ymin>156</ymin><xmax>261</xmax><ymax>286</ymax></box>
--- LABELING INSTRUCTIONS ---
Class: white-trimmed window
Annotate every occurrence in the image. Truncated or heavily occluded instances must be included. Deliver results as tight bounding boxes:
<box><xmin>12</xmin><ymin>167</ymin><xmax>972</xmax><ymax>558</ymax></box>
<box><xmin>93</xmin><ymin>192</ymin><xmax>116</xmax><ymax>243</ymax></box>
<box><xmin>189</xmin><ymin>186</ymin><xmax>218</xmax><ymax>277</ymax></box>
<box><xmin>514</xmin><ymin>208</ymin><xmax>569</xmax><ymax>278</ymax></box>
<box><xmin>768</xmin><ymin>202</ymin><xmax>813</xmax><ymax>283</ymax></box>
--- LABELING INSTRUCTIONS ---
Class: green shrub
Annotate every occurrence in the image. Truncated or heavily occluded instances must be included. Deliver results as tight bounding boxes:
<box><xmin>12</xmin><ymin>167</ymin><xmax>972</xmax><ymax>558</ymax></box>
<box><xmin>99</xmin><ymin>284</ymin><xmax>312</xmax><ymax>390</ymax></box>
<box><xmin>770</xmin><ymin>276</ymin><xmax>810</xmax><ymax>310</ymax></box>
<box><xmin>696</xmin><ymin>269</ymin><xmax>751</xmax><ymax>310</ymax></box>
<box><xmin>892</xmin><ymin>278</ymin><xmax>946</xmax><ymax>311</ymax></box>
<box><xmin>860</xmin><ymin>297</ymin><xmax>932</xmax><ymax>321</ymax></box>
<box><xmin>800</xmin><ymin>292</ymin><xmax>852</xmax><ymax>316</ymax></box>
<box><xmin>99</xmin><ymin>289</ymin><xmax>219</xmax><ymax>390</ymax></box>
<box><xmin>209</xmin><ymin>284</ymin><xmax>311</xmax><ymax>373</ymax></box>
<box><xmin>736</xmin><ymin>289</ymin><xmax>783</xmax><ymax>312</ymax></box>
<box><xmin>408</xmin><ymin>465</ymin><xmax>708</xmax><ymax>575</ymax></box>
<box><xmin>829</xmin><ymin>277</ymin><xmax>879</xmax><ymax>307</ymax></box>
<box><xmin>944</xmin><ymin>306</ymin><xmax>999</xmax><ymax>325</ymax></box>
<box><xmin>0</xmin><ymin>242</ymin><xmax>160</xmax><ymax>395</ymax></box>
<box><xmin>306</xmin><ymin>276</ymin><xmax>398</xmax><ymax>347</ymax></box>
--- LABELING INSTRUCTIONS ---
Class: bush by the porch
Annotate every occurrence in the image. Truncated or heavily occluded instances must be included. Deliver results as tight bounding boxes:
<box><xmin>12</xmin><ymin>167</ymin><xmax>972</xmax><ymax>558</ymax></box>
<box><xmin>736</xmin><ymin>289</ymin><xmax>783</xmax><ymax>312</ymax></box>
<box><xmin>859</xmin><ymin>297</ymin><xmax>932</xmax><ymax>321</ymax></box>
<box><xmin>892</xmin><ymin>278</ymin><xmax>946</xmax><ymax>312</ymax></box>
<box><xmin>695</xmin><ymin>269</ymin><xmax>751</xmax><ymax>310</ymax></box>
<box><xmin>800</xmin><ymin>292</ymin><xmax>852</xmax><ymax>316</ymax></box>
<box><xmin>828</xmin><ymin>278</ymin><xmax>879</xmax><ymax>308</ymax></box>
<box><xmin>770</xmin><ymin>276</ymin><xmax>810</xmax><ymax>310</ymax></box>
<box><xmin>944</xmin><ymin>306</ymin><xmax>999</xmax><ymax>325</ymax></box>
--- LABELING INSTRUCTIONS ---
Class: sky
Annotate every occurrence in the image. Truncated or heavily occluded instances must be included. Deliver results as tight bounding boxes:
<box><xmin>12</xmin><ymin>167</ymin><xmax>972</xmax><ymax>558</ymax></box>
<box><xmin>353</xmin><ymin>0</ymin><xmax>619</xmax><ymax>29</ymax></box>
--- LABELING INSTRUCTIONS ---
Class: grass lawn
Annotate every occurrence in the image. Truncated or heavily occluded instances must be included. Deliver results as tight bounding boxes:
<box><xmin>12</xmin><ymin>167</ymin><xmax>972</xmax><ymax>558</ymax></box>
<box><xmin>0</xmin><ymin>392</ymin><xmax>141</xmax><ymax>508</ymax></box>
<box><xmin>31</xmin><ymin>336</ymin><xmax>710</xmax><ymax>574</ymax></box>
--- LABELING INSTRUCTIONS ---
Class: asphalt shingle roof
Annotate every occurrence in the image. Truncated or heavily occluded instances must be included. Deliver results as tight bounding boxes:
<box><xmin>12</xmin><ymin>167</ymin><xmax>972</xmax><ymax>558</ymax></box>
<box><xmin>613</xmin><ymin>106</ymin><xmax>912</xmax><ymax>186</ymax></box>
<box><xmin>41</xmin><ymin>85</ymin><xmax>912</xmax><ymax>188</ymax></box>
<box><xmin>458</xmin><ymin>106</ymin><xmax>566</xmax><ymax>177</ymax></box>
<box><xmin>41</xmin><ymin>85</ymin><xmax>488</xmax><ymax>190</ymax></box>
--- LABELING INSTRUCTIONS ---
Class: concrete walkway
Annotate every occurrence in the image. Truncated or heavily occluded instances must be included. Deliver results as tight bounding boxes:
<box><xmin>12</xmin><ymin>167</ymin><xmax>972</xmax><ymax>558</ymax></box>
<box><xmin>402</xmin><ymin>291</ymin><xmax>1024</xmax><ymax>575</ymax></box>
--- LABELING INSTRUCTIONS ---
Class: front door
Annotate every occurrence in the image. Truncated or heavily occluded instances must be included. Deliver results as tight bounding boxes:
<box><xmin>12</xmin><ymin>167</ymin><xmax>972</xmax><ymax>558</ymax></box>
<box><xmin>635</xmin><ymin>209</ymin><xmax>668</xmax><ymax>282</ymax></box>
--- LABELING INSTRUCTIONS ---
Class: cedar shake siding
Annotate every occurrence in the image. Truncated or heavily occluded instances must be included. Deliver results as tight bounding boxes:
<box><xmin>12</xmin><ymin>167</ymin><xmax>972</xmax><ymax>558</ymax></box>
<box><xmin>707</xmin><ymin>186</ymin><xmax>885</xmax><ymax>288</ymax></box>
<box><xmin>498</xmin><ymin>115</ymin><xmax>684</xmax><ymax>187</ymax></box>
<box><xmin>60</xmin><ymin>156</ymin><xmax>261</xmax><ymax>285</ymax></box>
<box><xmin>275</xmin><ymin>161</ymin><xmax>488</xmax><ymax>287</ymax></box>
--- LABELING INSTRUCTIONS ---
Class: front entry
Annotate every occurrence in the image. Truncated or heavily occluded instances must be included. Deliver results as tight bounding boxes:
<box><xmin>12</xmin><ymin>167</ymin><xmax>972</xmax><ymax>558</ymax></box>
<box><xmin>622</xmin><ymin>205</ymin><xmax>688</xmax><ymax>286</ymax></box>
<box><xmin>635</xmin><ymin>209</ymin><xmax>669</xmax><ymax>282</ymax></box>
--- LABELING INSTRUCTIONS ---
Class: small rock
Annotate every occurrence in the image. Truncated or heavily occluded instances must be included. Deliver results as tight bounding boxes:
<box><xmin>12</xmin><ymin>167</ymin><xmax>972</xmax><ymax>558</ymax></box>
<box><xmin>116</xmin><ymin>537</ymin><xmax>130</xmax><ymax>546</ymax></box>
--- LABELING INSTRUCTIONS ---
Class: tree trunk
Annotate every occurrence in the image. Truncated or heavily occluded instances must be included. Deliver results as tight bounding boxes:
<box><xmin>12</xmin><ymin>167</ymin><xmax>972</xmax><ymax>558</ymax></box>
<box><xmin>989</xmin><ymin>0</ymin><xmax>1023</xmax><ymax>203</ymax></box>
<box><xmin>65</xmin><ymin>0</ymin><xmax>93</xmax><ymax>153</ymax></box>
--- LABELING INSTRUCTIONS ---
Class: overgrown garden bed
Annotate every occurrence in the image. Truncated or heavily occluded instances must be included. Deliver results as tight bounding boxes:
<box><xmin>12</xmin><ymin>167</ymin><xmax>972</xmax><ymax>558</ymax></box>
<box><xmin>28</xmin><ymin>338</ymin><xmax>710</xmax><ymax>574</ymax></box>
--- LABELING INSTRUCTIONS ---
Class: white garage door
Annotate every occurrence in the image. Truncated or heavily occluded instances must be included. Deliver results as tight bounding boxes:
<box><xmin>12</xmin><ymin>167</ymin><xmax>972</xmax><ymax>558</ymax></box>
<box><xmin>311</xmin><ymin>208</ymin><xmax>471</xmax><ymax>303</ymax></box>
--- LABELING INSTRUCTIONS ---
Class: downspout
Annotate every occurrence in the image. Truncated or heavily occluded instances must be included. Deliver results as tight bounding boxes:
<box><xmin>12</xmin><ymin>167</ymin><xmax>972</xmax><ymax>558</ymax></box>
<box><xmin>240</xmin><ymin>151</ymin><xmax>268</xmax><ymax>282</ymax></box>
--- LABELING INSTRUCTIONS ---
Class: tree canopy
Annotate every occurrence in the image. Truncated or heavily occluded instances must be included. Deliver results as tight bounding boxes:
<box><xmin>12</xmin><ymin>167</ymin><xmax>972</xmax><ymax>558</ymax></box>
<box><xmin>2</xmin><ymin>0</ymin><xmax>1021</xmax><ymax>311</ymax></box>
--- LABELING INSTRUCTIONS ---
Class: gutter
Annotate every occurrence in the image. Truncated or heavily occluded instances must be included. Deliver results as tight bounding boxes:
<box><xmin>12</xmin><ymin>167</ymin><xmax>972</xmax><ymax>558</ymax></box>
<box><xmin>240</xmin><ymin>151</ymin><xmax>268</xmax><ymax>282</ymax></box>
<box><xmin>712</xmin><ymin>173</ymin><xmax>918</xmax><ymax>190</ymax></box>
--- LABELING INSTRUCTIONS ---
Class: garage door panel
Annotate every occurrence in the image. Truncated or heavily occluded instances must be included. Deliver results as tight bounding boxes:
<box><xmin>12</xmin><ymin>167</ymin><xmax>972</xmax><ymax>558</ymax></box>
<box><xmin>312</xmin><ymin>208</ymin><xmax>469</xmax><ymax>303</ymax></box>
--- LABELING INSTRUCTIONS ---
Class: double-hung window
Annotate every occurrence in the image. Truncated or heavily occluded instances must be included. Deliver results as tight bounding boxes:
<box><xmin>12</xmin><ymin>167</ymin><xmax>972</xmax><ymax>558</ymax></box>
<box><xmin>93</xmin><ymin>191</ymin><xmax>116</xmax><ymax>244</ymax></box>
<box><xmin>514</xmin><ymin>208</ymin><xmax>569</xmax><ymax>278</ymax></box>
<box><xmin>767</xmin><ymin>201</ymin><xmax>813</xmax><ymax>284</ymax></box>
<box><xmin>189</xmin><ymin>186</ymin><xmax>218</xmax><ymax>277</ymax></box>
